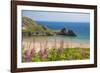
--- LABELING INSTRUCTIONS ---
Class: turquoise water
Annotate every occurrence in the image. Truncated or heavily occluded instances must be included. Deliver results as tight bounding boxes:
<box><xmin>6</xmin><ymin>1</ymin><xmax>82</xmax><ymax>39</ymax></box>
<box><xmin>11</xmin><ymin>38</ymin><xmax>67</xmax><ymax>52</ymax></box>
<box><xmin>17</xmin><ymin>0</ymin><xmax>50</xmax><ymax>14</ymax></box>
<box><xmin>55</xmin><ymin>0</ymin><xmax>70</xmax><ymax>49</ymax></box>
<box><xmin>35</xmin><ymin>21</ymin><xmax>90</xmax><ymax>44</ymax></box>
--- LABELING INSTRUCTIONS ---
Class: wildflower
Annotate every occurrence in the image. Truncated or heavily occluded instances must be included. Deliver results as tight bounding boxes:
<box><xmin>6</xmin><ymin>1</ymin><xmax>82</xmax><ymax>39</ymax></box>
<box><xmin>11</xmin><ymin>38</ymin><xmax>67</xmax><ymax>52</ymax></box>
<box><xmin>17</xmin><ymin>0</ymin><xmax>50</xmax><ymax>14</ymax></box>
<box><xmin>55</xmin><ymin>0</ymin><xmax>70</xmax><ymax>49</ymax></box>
<box><xmin>39</xmin><ymin>49</ymin><xmax>44</xmax><ymax>60</ymax></box>
<box><xmin>58</xmin><ymin>40</ymin><xmax>64</xmax><ymax>53</ymax></box>
<box><xmin>58</xmin><ymin>48</ymin><xmax>63</xmax><ymax>53</ymax></box>
<box><xmin>24</xmin><ymin>49</ymin><xmax>32</xmax><ymax>62</ymax></box>
<box><xmin>31</xmin><ymin>48</ymin><xmax>35</xmax><ymax>55</ymax></box>
<box><xmin>39</xmin><ymin>49</ymin><xmax>48</xmax><ymax>61</ymax></box>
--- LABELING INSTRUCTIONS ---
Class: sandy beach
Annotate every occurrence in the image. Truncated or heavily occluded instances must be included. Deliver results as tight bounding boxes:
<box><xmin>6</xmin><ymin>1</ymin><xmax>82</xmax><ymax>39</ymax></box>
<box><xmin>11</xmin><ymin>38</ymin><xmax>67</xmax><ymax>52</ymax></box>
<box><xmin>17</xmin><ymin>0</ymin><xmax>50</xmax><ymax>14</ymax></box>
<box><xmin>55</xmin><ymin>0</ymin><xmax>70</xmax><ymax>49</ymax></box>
<box><xmin>22</xmin><ymin>40</ymin><xmax>90</xmax><ymax>52</ymax></box>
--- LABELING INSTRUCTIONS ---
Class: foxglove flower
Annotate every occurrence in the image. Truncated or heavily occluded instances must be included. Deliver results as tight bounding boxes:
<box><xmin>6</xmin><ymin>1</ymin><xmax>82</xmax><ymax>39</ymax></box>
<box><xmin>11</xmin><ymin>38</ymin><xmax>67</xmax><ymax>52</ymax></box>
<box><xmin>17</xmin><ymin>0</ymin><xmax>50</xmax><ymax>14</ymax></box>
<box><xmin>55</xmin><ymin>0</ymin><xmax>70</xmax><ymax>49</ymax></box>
<box><xmin>24</xmin><ymin>49</ymin><xmax>32</xmax><ymax>62</ymax></box>
<box><xmin>39</xmin><ymin>49</ymin><xmax>48</xmax><ymax>61</ymax></box>
<box><xmin>58</xmin><ymin>48</ymin><xmax>63</xmax><ymax>54</ymax></box>
<box><xmin>31</xmin><ymin>48</ymin><xmax>35</xmax><ymax>55</ymax></box>
<box><xmin>58</xmin><ymin>40</ymin><xmax>64</xmax><ymax>53</ymax></box>
<box><xmin>43</xmin><ymin>49</ymin><xmax>48</xmax><ymax>58</ymax></box>
<box><xmin>39</xmin><ymin>49</ymin><xmax>44</xmax><ymax>61</ymax></box>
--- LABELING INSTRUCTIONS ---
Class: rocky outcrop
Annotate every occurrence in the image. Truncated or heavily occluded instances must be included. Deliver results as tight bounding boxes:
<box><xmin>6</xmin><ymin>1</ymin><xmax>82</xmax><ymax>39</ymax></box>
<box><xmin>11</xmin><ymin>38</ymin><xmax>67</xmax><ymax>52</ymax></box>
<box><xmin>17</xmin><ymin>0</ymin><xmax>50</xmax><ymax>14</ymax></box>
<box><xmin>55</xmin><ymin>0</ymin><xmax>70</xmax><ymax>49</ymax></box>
<box><xmin>57</xmin><ymin>28</ymin><xmax>76</xmax><ymax>36</ymax></box>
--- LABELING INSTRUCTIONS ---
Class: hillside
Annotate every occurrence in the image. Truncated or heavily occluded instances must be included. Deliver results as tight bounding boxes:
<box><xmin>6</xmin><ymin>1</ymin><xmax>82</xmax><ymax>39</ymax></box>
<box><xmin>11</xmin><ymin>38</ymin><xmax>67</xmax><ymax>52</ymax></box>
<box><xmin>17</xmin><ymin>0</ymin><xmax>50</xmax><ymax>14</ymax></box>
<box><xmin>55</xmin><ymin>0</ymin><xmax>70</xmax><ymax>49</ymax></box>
<box><xmin>22</xmin><ymin>17</ymin><xmax>54</xmax><ymax>36</ymax></box>
<box><xmin>22</xmin><ymin>17</ymin><xmax>76</xmax><ymax>36</ymax></box>
<box><xmin>22</xmin><ymin>17</ymin><xmax>46</xmax><ymax>32</ymax></box>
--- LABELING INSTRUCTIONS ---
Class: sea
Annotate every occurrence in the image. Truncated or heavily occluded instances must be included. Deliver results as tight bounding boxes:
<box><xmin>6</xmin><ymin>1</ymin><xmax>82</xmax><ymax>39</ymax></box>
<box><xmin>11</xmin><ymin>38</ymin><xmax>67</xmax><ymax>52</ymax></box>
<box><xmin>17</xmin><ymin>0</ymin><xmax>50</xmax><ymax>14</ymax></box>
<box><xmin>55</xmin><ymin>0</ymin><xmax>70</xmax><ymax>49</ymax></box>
<box><xmin>35</xmin><ymin>21</ymin><xmax>90</xmax><ymax>44</ymax></box>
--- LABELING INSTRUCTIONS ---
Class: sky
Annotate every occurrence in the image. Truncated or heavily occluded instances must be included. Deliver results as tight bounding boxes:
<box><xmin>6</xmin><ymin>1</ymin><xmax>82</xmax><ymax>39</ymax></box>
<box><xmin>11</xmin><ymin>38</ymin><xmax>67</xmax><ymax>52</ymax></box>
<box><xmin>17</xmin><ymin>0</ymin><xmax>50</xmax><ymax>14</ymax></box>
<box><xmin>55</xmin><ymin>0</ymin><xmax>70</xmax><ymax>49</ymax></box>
<box><xmin>22</xmin><ymin>10</ymin><xmax>90</xmax><ymax>22</ymax></box>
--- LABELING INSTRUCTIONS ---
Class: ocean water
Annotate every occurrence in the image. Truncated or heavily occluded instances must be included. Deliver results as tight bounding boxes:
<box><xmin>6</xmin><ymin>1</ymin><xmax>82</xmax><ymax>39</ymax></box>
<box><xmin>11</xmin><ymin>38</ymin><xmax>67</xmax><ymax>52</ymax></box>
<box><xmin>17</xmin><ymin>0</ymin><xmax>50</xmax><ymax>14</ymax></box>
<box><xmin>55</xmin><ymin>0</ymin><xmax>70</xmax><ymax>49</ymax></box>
<box><xmin>35</xmin><ymin>21</ymin><xmax>90</xmax><ymax>44</ymax></box>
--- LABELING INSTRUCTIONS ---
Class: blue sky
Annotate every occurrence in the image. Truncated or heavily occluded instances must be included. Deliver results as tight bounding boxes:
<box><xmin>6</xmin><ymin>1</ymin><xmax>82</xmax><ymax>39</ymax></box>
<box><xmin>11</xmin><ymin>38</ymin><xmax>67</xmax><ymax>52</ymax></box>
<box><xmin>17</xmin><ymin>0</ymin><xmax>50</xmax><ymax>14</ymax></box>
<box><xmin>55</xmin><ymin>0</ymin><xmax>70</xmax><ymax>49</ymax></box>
<box><xmin>22</xmin><ymin>10</ymin><xmax>90</xmax><ymax>22</ymax></box>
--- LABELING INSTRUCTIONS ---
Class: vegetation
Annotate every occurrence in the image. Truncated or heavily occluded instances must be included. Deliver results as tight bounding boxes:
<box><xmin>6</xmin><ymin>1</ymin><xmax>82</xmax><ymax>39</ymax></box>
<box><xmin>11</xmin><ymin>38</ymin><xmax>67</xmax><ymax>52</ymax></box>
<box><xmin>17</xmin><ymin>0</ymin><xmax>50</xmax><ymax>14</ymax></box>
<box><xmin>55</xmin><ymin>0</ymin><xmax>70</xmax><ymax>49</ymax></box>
<box><xmin>22</xmin><ymin>17</ymin><xmax>53</xmax><ymax>34</ymax></box>
<box><xmin>22</xmin><ymin>48</ymin><xmax>90</xmax><ymax>62</ymax></box>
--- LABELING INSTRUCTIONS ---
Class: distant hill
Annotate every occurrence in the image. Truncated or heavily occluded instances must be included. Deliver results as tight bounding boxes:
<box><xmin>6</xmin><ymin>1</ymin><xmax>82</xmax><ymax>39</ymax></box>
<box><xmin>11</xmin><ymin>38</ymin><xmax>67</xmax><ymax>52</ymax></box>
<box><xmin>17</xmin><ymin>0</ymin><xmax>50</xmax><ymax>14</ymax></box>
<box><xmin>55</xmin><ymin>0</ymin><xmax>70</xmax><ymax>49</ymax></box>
<box><xmin>22</xmin><ymin>17</ymin><xmax>76</xmax><ymax>36</ymax></box>
<box><xmin>22</xmin><ymin>17</ymin><xmax>46</xmax><ymax>32</ymax></box>
<box><xmin>22</xmin><ymin>17</ymin><xmax>54</xmax><ymax>36</ymax></box>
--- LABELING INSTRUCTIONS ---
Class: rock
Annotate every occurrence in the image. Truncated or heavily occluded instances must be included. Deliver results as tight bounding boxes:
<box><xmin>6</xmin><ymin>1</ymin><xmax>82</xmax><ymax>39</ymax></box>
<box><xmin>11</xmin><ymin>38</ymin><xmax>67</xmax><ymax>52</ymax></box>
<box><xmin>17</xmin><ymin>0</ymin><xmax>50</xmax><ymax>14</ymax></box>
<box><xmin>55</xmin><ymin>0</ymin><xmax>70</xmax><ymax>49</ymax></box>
<box><xmin>58</xmin><ymin>28</ymin><xmax>76</xmax><ymax>36</ymax></box>
<box><xmin>67</xmin><ymin>29</ymin><xmax>76</xmax><ymax>36</ymax></box>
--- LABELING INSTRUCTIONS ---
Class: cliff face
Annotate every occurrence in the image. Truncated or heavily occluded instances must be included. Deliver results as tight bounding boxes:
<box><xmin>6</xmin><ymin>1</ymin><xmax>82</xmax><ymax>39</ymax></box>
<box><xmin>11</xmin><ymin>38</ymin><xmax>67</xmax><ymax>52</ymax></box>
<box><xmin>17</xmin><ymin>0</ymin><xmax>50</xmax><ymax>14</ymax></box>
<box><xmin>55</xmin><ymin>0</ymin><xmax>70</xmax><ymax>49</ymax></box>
<box><xmin>22</xmin><ymin>17</ymin><xmax>76</xmax><ymax>37</ymax></box>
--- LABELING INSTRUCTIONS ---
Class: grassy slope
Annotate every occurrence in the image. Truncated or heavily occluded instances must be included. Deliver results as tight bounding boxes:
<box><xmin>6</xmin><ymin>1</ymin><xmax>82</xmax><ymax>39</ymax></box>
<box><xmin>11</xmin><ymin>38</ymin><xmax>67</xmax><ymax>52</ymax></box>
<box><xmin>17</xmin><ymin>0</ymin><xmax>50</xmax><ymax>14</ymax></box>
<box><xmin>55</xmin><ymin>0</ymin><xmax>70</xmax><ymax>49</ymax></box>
<box><xmin>22</xmin><ymin>17</ymin><xmax>53</xmax><ymax>33</ymax></box>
